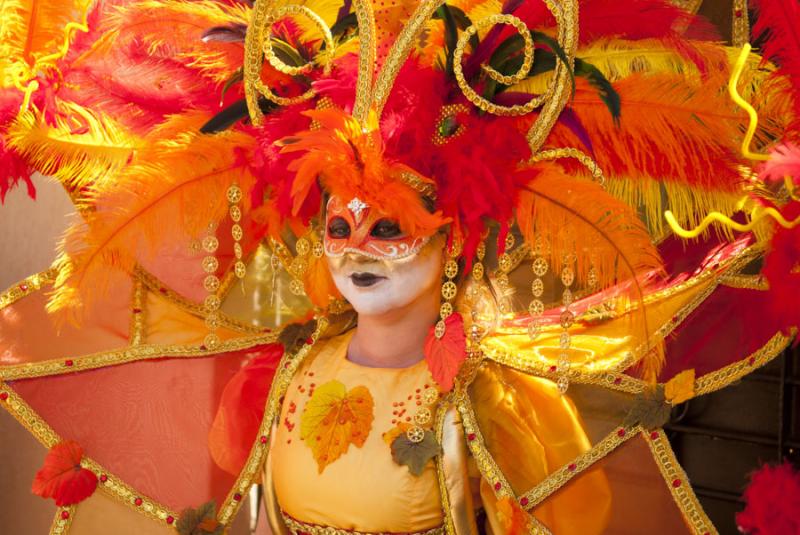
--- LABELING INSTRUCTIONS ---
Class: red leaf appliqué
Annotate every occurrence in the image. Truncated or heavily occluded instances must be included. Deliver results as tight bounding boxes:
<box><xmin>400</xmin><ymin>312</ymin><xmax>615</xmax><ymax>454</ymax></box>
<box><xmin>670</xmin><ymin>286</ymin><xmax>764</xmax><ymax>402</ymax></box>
<box><xmin>424</xmin><ymin>313</ymin><xmax>467</xmax><ymax>392</ymax></box>
<box><xmin>32</xmin><ymin>440</ymin><xmax>98</xmax><ymax>506</ymax></box>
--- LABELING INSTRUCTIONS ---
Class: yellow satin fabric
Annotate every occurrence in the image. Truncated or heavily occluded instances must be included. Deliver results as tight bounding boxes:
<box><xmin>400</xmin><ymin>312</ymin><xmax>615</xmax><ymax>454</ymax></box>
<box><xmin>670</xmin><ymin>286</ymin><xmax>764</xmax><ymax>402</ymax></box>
<box><xmin>271</xmin><ymin>331</ymin><xmax>445</xmax><ymax>533</ymax></box>
<box><xmin>471</xmin><ymin>362</ymin><xmax>612</xmax><ymax>534</ymax></box>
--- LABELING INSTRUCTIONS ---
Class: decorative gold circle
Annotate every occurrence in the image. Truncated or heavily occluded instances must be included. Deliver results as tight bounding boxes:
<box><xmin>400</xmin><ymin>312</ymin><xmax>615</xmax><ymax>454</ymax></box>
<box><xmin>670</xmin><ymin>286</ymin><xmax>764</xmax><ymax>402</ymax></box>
<box><xmin>441</xmin><ymin>281</ymin><xmax>458</xmax><ymax>301</ymax></box>
<box><xmin>439</xmin><ymin>302</ymin><xmax>453</xmax><ymax>319</ymax></box>
<box><xmin>562</xmin><ymin>288</ymin><xmax>574</xmax><ymax>306</ymax></box>
<box><xmin>527</xmin><ymin>320</ymin><xmax>541</xmax><ymax>340</ymax></box>
<box><xmin>263</xmin><ymin>5</ymin><xmax>335</xmax><ymax>76</ymax></box>
<box><xmin>234</xmin><ymin>242</ymin><xmax>243</xmax><ymax>259</ymax></box>
<box><xmin>226</xmin><ymin>185</ymin><xmax>243</xmax><ymax>204</ymax></box>
<box><xmin>202</xmin><ymin>236</ymin><xmax>219</xmax><ymax>253</ymax></box>
<box><xmin>414</xmin><ymin>407</ymin><xmax>432</xmax><ymax>426</ymax></box>
<box><xmin>528</xmin><ymin>299</ymin><xmax>544</xmax><ymax>316</ymax></box>
<box><xmin>561</xmin><ymin>266</ymin><xmax>575</xmax><ymax>287</ymax></box>
<box><xmin>559</xmin><ymin>331</ymin><xmax>571</xmax><ymax>349</ymax></box>
<box><xmin>202</xmin><ymin>256</ymin><xmax>219</xmax><ymax>273</ymax></box>
<box><xmin>449</xmin><ymin>241</ymin><xmax>463</xmax><ymax>257</ymax></box>
<box><xmin>476</xmin><ymin>242</ymin><xmax>486</xmax><ymax>260</ymax></box>
<box><xmin>204</xmin><ymin>294</ymin><xmax>221</xmax><ymax>311</ymax></box>
<box><xmin>234</xmin><ymin>261</ymin><xmax>247</xmax><ymax>279</ymax></box>
<box><xmin>504</xmin><ymin>232</ymin><xmax>516</xmax><ymax>249</ymax></box>
<box><xmin>203</xmin><ymin>275</ymin><xmax>220</xmax><ymax>292</ymax></box>
<box><xmin>204</xmin><ymin>333</ymin><xmax>220</xmax><ymax>349</ymax></box>
<box><xmin>434</xmin><ymin>320</ymin><xmax>446</xmax><ymax>339</ymax></box>
<box><xmin>289</xmin><ymin>278</ymin><xmax>306</xmax><ymax>296</ymax></box>
<box><xmin>587</xmin><ymin>267</ymin><xmax>599</xmax><ymax>289</ymax></box>
<box><xmin>229</xmin><ymin>205</ymin><xmax>242</xmax><ymax>222</ymax></box>
<box><xmin>406</xmin><ymin>426</ymin><xmax>425</xmax><ymax>444</ymax></box>
<box><xmin>296</xmin><ymin>238</ymin><xmax>311</xmax><ymax>256</ymax></box>
<box><xmin>444</xmin><ymin>260</ymin><xmax>459</xmax><ymax>279</ymax></box>
<box><xmin>531</xmin><ymin>278</ymin><xmax>544</xmax><ymax>297</ymax></box>
<box><xmin>560</xmin><ymin>310</ymin><xmax>575</xmax><ymax>329</ymax></box>
<box><xmin>471</xmin><ymin>262</ymin><xmax>484</xmax><ymax>280</ymax></box>
<box><xmin>205</xmin><ymin>312</ymin><xmax>220</xmax><ymax>330</ymax></box>
<box><xmin>231</xmin><ymin>224</ymin><xmax>243</xmax><ymax>242</ymax></box>
<box><xmin>497</xmin><ymin>254</ymin><xmax>512</xmax><ymax>273</ymax></box>
<box><xmin>532</xmin><ymin>257</ymin><xmax>548</xmax><ymax>277</ymax></box>
<box><xmin>423</xmin><ymin>387</ymin><xmax>439</xmax><ymax>405</ymax></box>
<box><xmin>312</xmin><ymin>241</ymin><xmax>324</xmax><ymax>258</ymax></box>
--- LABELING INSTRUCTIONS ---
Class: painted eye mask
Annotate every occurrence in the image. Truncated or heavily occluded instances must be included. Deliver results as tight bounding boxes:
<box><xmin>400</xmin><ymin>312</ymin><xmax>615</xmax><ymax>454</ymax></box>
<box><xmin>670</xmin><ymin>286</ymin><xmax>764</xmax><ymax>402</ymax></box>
<box><xmin>324</xmin><ymin>195</ymin><xmax>432</xmax><ymax>260</ymax></box>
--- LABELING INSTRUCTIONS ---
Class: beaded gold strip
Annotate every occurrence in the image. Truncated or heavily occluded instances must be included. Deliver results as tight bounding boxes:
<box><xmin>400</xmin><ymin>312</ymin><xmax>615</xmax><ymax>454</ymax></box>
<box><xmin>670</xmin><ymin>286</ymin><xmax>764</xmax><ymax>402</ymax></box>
<box><xmin>49</xmin><ymin>505</ymin><xmax>76</xmax><ymax>535</ymax></box>
<box><xmin>0</xmin><ymin>381</ymin><xmax>179</xmax><ymax>526</ymax></box>
<box><xmin>519</xmin><ymin>425</ymin><xmax>641</xmax><ymax>510</ymax></box>
<box><xmin>129</xmin><ymin>277</ymin><xmax>147</xmax><ymax>346</ymax></box>
<box><xmin>671</xmin><ymin>0</ymin><xmax>704</xmax><ymax>14</ymax></box>
<box><xmin>282</xmin><ymin>512</ymin><xmax>445</xmax><ymax>535</ymax></box>
<box><xmin>529</xmin><ymin>147</ymin><xmax>605</xmax><ymax>186</ymax></box>
<box><xmin>694</xmin><ymin>330</ymin><xmax>794</xmax><ymax>396</ymax></box>
<box><xmin>0</xmin><ymin>268</ymin><xmax>57</xmax><ymax>310</ymax></box>
<box><xmin>719</xmin><ymin>273</ymin><xmax>768</xmax><ymax>291</ymax></box>
<box><xmin>0</xmin><ymin>332</ymin><xmax>280</xmax><ymax>381</ymax></box>
<box><xmin>646</xmin><ymin>429</ymin><xmax>717</xmax><ymax>535</ymax></box>
<box><xmin>433</xmin><ymin>402</ymin><xmax>457</xmax><ymax>535</ymax></box>
<box><xmin>732</xmin><ymin>0</ymin><xmax>750</xmax><ymax>48</ymax></box>
<box><xmin>218</xmin><ymin>317</ymin><xmax>328</xmax><ymax>524</ymax></box>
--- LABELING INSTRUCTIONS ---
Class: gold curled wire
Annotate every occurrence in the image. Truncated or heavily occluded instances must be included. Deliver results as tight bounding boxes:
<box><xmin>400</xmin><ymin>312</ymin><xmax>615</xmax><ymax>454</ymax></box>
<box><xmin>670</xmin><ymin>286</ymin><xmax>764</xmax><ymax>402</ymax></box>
<box><xmin>728</xmin><ymin>43</ymin><xmax>770</xmax><ymax>162</ymax></box>
<box><xmin>529</xmin><ymin>147</ymin><xmax>605</xmax><ymax>186</ymax></box>
<box><xmin>262</xmin><ymin>5</ymin><xmax>334</xmax><ymax>76</ymax></box>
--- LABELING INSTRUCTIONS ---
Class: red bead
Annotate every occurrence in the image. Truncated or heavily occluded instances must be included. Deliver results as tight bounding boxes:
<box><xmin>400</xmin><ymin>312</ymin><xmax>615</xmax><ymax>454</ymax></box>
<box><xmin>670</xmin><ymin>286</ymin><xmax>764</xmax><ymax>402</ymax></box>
<box><xmin>467</xmin><ymin>433</ymin><xmax>476</xmax><ymax>441</ymax></box>
<box><xmin>568</xmin><ymin>463</ymin><xmax>577</xmax><ymax>472</ymax></box>
<box><xmin>305</xmin><ymin>337</ymin><xmax>314</xmax><ymax>345</ymax></box>
<box><xmin>134</xmin><ymin>497</ymin><xmax>143</xmax><ymax>506</ymax></box>
<box><xmin>65</xmin><ymin>360</ymin><xmax>74</xmax><ymax>367</ymax></box>
<box><xmin>520</xmin><ymin>497</ymin><xmax>529</xmax><ymax>506</ymax></box>
<box><xmin>672</xmin><ymin>479</ymin><xmax>682</xmax><ymax>488</ymax></box>
<box><xmin>613</xmin><ymin>377</ymin><xmax>622</xmax><ymax>385</ymax></box>
<box><xmin>494</xmin><ymin>482</ymin><xmax>502</xmax><ymax>491</ymax></box>
<box><xmin>548</xmin><ymin>365</ymin><xmax>557</xmax><ymax>373</ymax></box>
<box><xmin>99</xmin><ymin>474</ymin><xmax>108</xmax><ymax>483</ymax></box>
<box><xmin>61</xmin><ymin>510</ymin><xmax>70</xmax><ymax>520</ymax></box>
<box><xmin>735</xmin><ymin>9</ymin><xmax>743</xmax><ymax>17</ymax></box>
<box><xmin>234</xmin><ymin>493</ymin><xmax>242</xmax><ymax>501</ymax></box>
<box><xmin>0</xmin><ymin>392</ymin><xmax>8</xmax><ymax>401</ymax></box>
<box><xmin>132</xmin><ymin>307</ymin><xmax>142</xmax><ymax>314</ymax></box>
<box><xmin>650</xmin><ymin>431</ymin><xmax>659</xmax><ymax>440</ymax></box>
<box><xmin>260</xmin><ymin>435</ymin><xmax>268</xmax><ymax>444</ymax></box>
<box><xmin>159</xmin><ymin>287</ymin><xmax>168</xmax><ymax>294</ymax></box>
<box><xmin>748</xmin><ymin>357</ymin><xmax>755</xmax><ymax>366</ymax></box>
<box><xmin>617</xmin><ymin>428</ymin><xmax>626</xmax><ymax>438</ymax></box>
<box><xmin>19</xmin><ymin>284</ymin><xmax>29</xmax><ymax>292</ymax></box>
<box><xmin>166</xmin><ymin>516</ymin><xmax>175</xmax><ymax>525</ymax></box>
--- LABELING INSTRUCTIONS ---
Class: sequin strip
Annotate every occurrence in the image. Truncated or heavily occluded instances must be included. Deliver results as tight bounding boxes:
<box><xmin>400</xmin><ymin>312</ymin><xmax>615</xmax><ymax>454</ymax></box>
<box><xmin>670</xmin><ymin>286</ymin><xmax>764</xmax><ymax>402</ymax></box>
<box><xmin>49</xmin><ymin>505</ymin><xmax>76</xmax><ymax>535</ymax></box>
<box><xmin>282</xmin><ymin>512</ymin><xmax>445</xmax><ymax>535</ymax></box>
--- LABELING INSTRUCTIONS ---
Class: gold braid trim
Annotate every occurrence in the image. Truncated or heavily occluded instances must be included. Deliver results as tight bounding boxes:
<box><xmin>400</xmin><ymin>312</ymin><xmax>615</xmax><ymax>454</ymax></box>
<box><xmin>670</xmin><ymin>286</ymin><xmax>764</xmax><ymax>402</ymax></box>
<box><xmin>719</xmin><ymin>273</ymin><xmax>768</xmax><ymax>291</ymax></box>
<box><xmin>694</xmin><ymin>330</ymin><xmax>795</xmax><ymax>396</ymax></box>
<box><xmin>281</xmin><ymin>512</ymin><xmax>445</xmax><ymax>535</ymax></box>
<box><xmin>49</xmin><ymin>505</ymin><xmax>76</xmax><ymax>535</ymax></box>
<box><xmin>0</xmin><ymin>333</ymin><xmax>280</xmax><ymax>381</ymax></box>
<box><xmin>519</xmin><ymin>425</ymin><xmax>641</xmax><ymax>510</ymax></box>
<box><xmin>0</xmin><ymin>269</ymin><xmax>57</xmax><ymax>309</ymax></box>
<box><xmin>646</xmin><ymin>429</ymin><xmax>717</xmax><ymax>535</ymax></box>
<box><xmin>218</xmin><ymin>317</ymin><xmax>329</xmax><ymax>523</ymax></box>
<box><xmin>732</xmin><ymin>0</ymin><xmax>750</xmax><ymax>48</ymax></box>
<box><xmin>433</xmin><ymin>402</ymin><xmax>457</xmax><ymax>535</ymax></box>
<box><xmin>129</xmin><ymin>277</ymin><xmax>147</xmax><ymax>346</ymax></box>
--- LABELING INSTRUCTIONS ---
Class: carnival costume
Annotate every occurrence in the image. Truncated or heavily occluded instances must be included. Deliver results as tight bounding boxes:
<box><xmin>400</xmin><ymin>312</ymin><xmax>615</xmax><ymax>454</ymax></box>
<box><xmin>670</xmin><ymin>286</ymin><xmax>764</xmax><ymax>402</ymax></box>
<box><xmin>1</xmin><ymin>0</ymin><xmax>800</xmax><ymax>534</ymax></box>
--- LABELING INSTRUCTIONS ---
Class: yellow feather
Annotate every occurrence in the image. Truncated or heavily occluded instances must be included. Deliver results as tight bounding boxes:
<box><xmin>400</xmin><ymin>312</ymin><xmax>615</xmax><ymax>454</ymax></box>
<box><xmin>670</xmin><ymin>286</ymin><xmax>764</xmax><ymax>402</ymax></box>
<box><xmin>47</xmin><ymin>112</ymin><xmax>256</xmax><ymax>321</ymax></box>
<box><xmin>7</xmin><ymin>103</ymin><xmax>141</xmax><ymax>195</ymax></box>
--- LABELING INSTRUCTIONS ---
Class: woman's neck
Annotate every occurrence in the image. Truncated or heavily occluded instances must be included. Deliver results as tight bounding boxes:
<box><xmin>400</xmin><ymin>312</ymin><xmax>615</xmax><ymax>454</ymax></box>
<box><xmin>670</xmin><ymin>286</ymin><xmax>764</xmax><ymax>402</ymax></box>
<box><xmin>347</xmin><ymin>290</ymin><xmax>440</xmax><ymax>369</ymax></box>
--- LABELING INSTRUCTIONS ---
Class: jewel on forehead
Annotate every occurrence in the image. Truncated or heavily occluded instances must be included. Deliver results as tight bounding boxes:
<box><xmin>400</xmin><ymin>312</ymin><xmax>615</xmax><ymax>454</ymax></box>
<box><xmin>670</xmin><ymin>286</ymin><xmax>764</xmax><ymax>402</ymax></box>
<box><xmin>347</xmin><ymin>197</ymin><xmax>369</xmax><ymax>224</ymax></box>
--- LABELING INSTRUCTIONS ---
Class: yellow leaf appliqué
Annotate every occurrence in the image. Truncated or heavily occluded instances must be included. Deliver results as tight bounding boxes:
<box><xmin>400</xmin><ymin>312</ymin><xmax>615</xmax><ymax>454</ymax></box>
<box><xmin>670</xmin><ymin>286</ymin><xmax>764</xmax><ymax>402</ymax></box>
<box><xmin>300</xmin><ymin>380</ymin><xmax>374</xmax><ymax>473</ymax></box>
<box><xmin>664</xmin><ymin>369</ymin><xmax>696</xmax><ymax>405</ymax></box>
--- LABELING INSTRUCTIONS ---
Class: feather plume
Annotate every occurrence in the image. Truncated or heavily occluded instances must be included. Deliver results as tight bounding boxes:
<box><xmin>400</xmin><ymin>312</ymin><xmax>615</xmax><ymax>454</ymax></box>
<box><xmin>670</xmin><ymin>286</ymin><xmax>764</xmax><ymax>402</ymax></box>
<box><xmin>752</xmin><ymin>0</ymin><xmax>800</xmax><ymax>138</ymax></box>
<box><xmin>107</xmin><ymin>0</ymin><xmax>247</xmax><ymax>82</ymax></box>
<box><xmin>48</xmin><ymin>112</ymin><xmax>255</xmax><ymax>319</ymax></box>
<box><xmin>761</xmin><ymin>142</ymin><xmax>800</xmax><ymax>186</ymax></box>
<box><xmin>0</xmin><ymin>0</ymin><xmax>91</xmax><ymax>69</ymax></box>
<box><xmin>517</xmin><ymin>166</ymin><xmax>665</xmax><ymax>377</ymax></box>
<box><xmin>7</xmin><ymin>103</ymin><xmax>140</xmax><ymax>194</ymax></box>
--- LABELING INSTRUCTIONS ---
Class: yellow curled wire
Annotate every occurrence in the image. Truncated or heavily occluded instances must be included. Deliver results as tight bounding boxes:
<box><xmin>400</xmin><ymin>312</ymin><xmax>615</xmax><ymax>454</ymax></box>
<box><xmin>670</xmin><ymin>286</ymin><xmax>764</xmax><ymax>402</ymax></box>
<box><xmin>664</xmin><ymin>43</ymin><xmax>800</xmax><ymax>238</ymax></box>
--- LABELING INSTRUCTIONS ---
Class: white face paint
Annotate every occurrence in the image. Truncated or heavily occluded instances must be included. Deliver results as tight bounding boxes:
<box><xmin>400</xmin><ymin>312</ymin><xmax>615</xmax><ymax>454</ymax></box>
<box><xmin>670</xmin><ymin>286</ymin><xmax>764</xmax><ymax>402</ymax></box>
<box><xmin>327</xmin><ymin>236</ymin><xmax>444</xmax><ymax>316</ymax></box>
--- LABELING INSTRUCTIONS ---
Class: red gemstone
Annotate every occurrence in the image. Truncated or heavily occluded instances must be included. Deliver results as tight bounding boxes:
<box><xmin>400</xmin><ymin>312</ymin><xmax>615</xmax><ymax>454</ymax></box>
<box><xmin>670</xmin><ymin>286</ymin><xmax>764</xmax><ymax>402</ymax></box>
<box><xmin>159</xmin><ymin>287</ymin><xmax>168</xmax><ymax>294</ymax></box>
<box><xmin>568</xmin><ymin>463</ymin><xmax>577</xmax><ymax>472</ymax></box>
<box><xmin>0</xmin><ymin>392</ymin><xmax>8</xmax><ymax>401</ymax></box>
<box><xmin>260</xmin><ymin>435</ymin><xmax>268</xmax><ymax>444</ymax></box>
<box><xmin>735</xmin><ymin>9</ymin><xmax>743</xmax><ymax>17</ymax></box>
<box><xmin>672</xmin><ymin>479</ymin><xmax>682</xmax><ymax>488</ymax></box>
<box><xmin>234</xmin><ymin>493</ymin><xmax>242</xmax><ymax>501</ymax></box>
<box><xmin>613</xmin><ymin>377</ymin><xmax>622</xmax><ymax>385</ymax></box>
<box><xmin>132</xmin><ymin>308</ymin><xmax>142</xmax><ymax>314</ymax></box>
<box><xmin>166</xmin><ymin>516</ymin><xmax>175</xmax><ymax>525</ymax></box>
<box><xmin>65</xmin><ymin>359</ymin><xmax>74</xmax><ymax>367</ymax></box>
<box><xmin>305</xmin><ymin>337</ymin><xmax>314</xmax><ymax>345</ymax></box>
<box><xmin>617</xmin><ymin>428</ymin><xmax>626</xmax><ymax>438</ymax></box>
<box><xmin>467</xmin><ymin>433</ymin><xmax>476</xmax><ymax>441</ymax></box>
<box><xmin>494</xmin><ymin>482</ymin><xmax>502</xmax><ymax>491</ymax></box>
<box><xmin>650</xmin><ymin>431</ymin><xmax>659</xmax><ymax>440</ymax></box>
<box><xmin>99</xmin><ymin>474</ymin><xmax>108</xmax><ymax>483</ymax></box>
<box><xmin>548</xmin><ymin>365</ymin><xmax>557</xmax><ymax>373</ymax></box>
<box><xmin>19</xmin><ymin>284</ymin><xmax>29</xmax><ymax>292</ymax></box>
<box><xmin>520</xmin><ymin>497</ymin><xmax>529</xmax><ymax>506</ymax></box>
<box><xmin>748</xmin><ymin>357</ymin><xmax>755</xmax><ymax>366</ymax></box>
<box><xmin>61</xmin><ymin>510</ymin><xmax>70</xmax><ymax>520</ymax></box>
<box><xmin>134</xmin><ymin>497</ymin><xmax>143</xmax><ymax>506</ymax></box>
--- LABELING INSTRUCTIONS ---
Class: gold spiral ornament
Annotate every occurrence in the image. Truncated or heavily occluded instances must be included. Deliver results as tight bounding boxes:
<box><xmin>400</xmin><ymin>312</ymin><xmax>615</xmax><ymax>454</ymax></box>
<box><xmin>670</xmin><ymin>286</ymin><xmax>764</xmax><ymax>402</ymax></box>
<box><xmin>262</xmin><ymin>6</ymin><xmax>334</xmax><ymax>77</ymax></box>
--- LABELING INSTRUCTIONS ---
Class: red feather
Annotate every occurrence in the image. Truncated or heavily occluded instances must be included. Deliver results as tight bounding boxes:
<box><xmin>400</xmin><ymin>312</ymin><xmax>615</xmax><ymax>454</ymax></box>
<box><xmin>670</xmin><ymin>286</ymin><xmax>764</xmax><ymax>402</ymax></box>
<box><xmin>760</xmin><ymin>142</ymin><xmax>800</xmax><ymax>186</ymax></box>
<box><xmin>736</xmin><ymin>461</ymin><xmax>800</xmax><ymax>535</ymax></box>
<box><xmin>753</xmin><ymin>0</ymin><xmax>800</xmax><ymax>138</ymax></box>
<box><xmin>762</xmin><ymin>201</ymin><xmax>800</xmax><ymax>338</ymax></box>
<box><xmin>424</xmin><ymin>313</ymin><xmax>467</xmax><ymax>392</ymax></box>
<box><xmin>31</xmin><ymin>441</ymin><xmax>98</xmax><ymax>507</ymax></box>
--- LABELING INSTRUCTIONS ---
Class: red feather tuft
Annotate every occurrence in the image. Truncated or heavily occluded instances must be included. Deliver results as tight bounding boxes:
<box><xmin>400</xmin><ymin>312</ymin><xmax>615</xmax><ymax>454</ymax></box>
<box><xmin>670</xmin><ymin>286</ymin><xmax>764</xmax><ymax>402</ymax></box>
<box><xmin>736</xmin><ymin>461</ymin><xmax>800</xmax><ymax>535</ymax></box>
<box><xmin>760</xmin><ymin>142</ymin><xmax>800</xmax><ymax>186</ymax></box>
<box><xmin>753</xmin><ymin>0</ymin><xmax>800</xmax><ymax>138</ymax></box>
<box><xmin>424</xmin><ymin>313</ymin><xmax>467</xmax><ymax>392</ymax></box>
<box><xmin>762</xmin><ymin>201</ymin><xmax>800</xmax><ymax>338</ymax></box>
<box><xmin>31</xmin><ymin>441</ymin><xmax>98</xmax><ymax>507</ymax></box>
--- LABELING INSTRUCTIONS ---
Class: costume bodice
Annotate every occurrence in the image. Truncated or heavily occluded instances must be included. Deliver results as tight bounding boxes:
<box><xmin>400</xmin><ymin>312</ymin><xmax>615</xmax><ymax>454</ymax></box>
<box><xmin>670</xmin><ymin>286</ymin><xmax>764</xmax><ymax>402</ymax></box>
<box><xmin>271</xmin><ymin>331</ymin><xmax>444</xmax><ymax>533</ymax></box>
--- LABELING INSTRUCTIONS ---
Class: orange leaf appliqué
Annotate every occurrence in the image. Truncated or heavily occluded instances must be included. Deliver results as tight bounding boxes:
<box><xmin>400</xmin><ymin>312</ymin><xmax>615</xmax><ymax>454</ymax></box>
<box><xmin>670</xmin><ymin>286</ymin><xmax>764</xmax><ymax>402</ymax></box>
<box><xmin>424</xmin><ymin>313</ymin><xmax>467</xmax><ymax>392</ymax></box>
<box><xmin>32</xmin><ymin>440</ymin><xmax>98</xmax><ymax>506</ymax></box>
<box><xmin>496</xmin><ymin>497</ymin><xmax>532</xmax><ymax>535</ymax></box>
<box><xmin>300</xmin><ymin>380</ymin><xmax>374</xmax><ymax>473</ymax></box>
